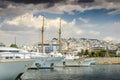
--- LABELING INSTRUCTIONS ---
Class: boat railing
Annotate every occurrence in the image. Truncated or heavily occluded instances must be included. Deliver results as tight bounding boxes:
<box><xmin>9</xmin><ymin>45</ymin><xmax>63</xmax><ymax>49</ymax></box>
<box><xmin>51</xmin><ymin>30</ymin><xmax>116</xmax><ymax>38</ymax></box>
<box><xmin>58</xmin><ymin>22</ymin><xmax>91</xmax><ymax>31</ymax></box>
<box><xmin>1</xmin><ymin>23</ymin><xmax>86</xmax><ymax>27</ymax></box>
<box><xmin>0</xmin><ymin>52</ymin><xmax>33</xmax><ymax>60</ymax></box>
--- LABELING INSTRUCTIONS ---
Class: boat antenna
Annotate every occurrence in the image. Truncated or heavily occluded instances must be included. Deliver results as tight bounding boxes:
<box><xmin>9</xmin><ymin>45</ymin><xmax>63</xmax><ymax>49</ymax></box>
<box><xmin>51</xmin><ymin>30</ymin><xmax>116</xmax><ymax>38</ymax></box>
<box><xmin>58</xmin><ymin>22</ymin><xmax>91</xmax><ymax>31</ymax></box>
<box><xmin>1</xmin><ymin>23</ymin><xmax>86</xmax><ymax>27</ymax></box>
<box><xmin>59</xmin><ymin>19</ymin><xmax>62</xmax><ymax>53</ymax></box>
<box><xmin>41</xmin><ymin>15</ymin><xmax>44</xmax><ymax>53</ymax></box>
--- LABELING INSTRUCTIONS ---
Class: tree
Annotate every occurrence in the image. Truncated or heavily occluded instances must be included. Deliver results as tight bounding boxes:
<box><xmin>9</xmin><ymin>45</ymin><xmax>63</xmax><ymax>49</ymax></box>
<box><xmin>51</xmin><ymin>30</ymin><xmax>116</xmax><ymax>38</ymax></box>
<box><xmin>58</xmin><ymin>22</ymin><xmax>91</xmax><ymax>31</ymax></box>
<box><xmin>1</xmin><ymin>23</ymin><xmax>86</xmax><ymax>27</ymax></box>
<box><xmin>88</xmin><ymin>50</ymin><xmax>107</xmax><ymax>57</ymax></box>
<box><xmin>10</xmin><ymin>44</ymin><xmax>18</xmax><ymax>48</ymax></box>
<box><xmin>84</xmin><ymin>49</ymin><xmax>89</xmax><ymax>55</ymax></box>
<box><xmin>95</xmin><ymin>50</ymin><xmax>106</xmax><ymax>57</ymax></box>
<box><xmin>77</xmin><ymin>52</ymin><xmax>82</xmax><ymax>56</ymax></box>
<box><xmin>109</xmin><ymin>53</ymin><xmax>115</xmax><ymax>57</ymax></box>
<box><xmin>0</xmin><ymin>42</ymin><xmax>5</xmax><ymax>46</ymax></box>
<box><xmin>89</xmin><ymin>51</ymin><xmax>95</xmax><ymax>57</ymax></box>
<box><xmin>81</xmin><ymin>49</ymin><xmax>84</xmax><ymax>55</ymax></box>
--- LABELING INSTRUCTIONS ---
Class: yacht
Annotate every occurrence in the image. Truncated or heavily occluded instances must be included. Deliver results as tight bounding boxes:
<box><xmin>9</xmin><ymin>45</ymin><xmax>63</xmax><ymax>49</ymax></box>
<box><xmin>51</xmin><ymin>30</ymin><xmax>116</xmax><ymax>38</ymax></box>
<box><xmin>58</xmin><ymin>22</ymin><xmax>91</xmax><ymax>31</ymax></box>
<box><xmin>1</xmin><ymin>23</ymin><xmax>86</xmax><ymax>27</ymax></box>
<box><xmin>0</xmin><ymin>47</ymin><xmax>35</xmax><ymax>80</ymax></box>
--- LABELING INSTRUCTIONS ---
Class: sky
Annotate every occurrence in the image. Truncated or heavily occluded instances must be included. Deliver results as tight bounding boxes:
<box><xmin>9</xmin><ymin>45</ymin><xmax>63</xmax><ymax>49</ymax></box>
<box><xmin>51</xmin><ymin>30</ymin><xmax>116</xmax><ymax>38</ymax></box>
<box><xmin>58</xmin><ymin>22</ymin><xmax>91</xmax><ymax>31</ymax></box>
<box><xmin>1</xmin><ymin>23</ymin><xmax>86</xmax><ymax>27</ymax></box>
<box><xmin>0</xmin><ymin>0</ymin><xmax>120</xmax><ymax>46</ymax></box>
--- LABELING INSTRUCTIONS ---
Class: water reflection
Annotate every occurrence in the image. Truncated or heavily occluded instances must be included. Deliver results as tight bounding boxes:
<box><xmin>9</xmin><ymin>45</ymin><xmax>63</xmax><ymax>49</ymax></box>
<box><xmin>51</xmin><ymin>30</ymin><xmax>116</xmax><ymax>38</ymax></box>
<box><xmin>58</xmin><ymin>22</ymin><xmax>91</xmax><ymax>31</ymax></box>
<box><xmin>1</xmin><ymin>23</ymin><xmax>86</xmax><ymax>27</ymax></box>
<box><xmin>22</xmin><ymin>65</ymin><xmax>120</xmax><ymax>80</ymax></box>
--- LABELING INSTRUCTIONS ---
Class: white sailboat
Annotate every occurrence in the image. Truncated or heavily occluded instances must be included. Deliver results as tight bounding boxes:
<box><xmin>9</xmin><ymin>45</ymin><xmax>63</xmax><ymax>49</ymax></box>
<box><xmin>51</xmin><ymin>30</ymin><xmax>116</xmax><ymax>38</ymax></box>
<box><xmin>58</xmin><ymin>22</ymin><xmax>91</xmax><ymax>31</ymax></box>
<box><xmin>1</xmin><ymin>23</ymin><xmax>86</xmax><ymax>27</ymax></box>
<box><xmin>0</xmin><ymin>47</ymin><xmax>35</xmax><ymax>80</ymax></box>
<box><xmin>30</xmin><ymin>16</ymin><xmax>64</xmax><ymax>68</ymax></box>
<box><xmin>30</xmin><ymin>52</ymin><xmax>64</xmax><ymax>68</ymax></box>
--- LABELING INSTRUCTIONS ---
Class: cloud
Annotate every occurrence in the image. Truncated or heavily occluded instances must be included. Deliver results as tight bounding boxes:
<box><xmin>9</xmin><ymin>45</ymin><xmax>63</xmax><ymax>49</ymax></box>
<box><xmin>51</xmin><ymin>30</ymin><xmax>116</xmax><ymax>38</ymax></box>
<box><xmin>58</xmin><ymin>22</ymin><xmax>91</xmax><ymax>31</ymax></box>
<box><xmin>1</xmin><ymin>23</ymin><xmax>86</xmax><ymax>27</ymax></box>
<box><xmin>76</xmin><ymin>30</ymin><xmax>100</xmax><ymax>36</ymax></box>
<box><xmin>104</xmin><ymin>22</ymin><xmax>120</xmax><ymax>35</ymax></box>
<box><xmin>0</xmin><ymin>13</ymin><xmax>81</xmax><ymax>37</ymax></box>
<box><xmin>4</xmin><ymin>0</ymin><xmax>65</xmax><ymax>4</ymax></box>
<box><xmin>0</xmin><ymin>13</ymin><xmax>101</xmax><ymax>45</ymax></box>
<box><xmin>0</xmin><ymin>30</ymin><xmax>41</xmax><ymax>46</ymax></box>
<box><xmin>108</xmin><ymin>9</ymin><xmax>120</xmax><ymax>15</ymax></box>
<box><xmin>78</xmin><ymin>17</ymin><xmax>98</xmax><ymax>28</ymax></box>
<box><xmin>106</xmin><ymin>0</ymin><xmax>120</xmax><ymax>3</ymax></box>
<box><xmin>0</xmin><ymin>24</ymin><xmax>34</xmax><ymax>31</ymax></box>
<box><xmin>88</xmin><ymin>30</ymin><xmax>100</xmax><ymax>35</ymax></box>
<box><xmin>4</xmin><ymin>0</ymin><xmax>95</xmax><ymax>4</ymax></box>
<box><xmin>77</xmin><ymin>17</ymin><xmax>100</xmax><ymax>36</ymax></box>
<box><xmin>79</xmin><ymin>17</ymin><xmax>90</xmax><ymax>23</ymax></box>
<box><xmin>0</xmin><ymin>0</ymin><xmax>120</xmax><ymax>19</ymax></box>
<box><xmin>4</xmin><ymin>13</ymin><xmax>42</xmax><ymax>28</ymax></box>
<box><xmin>82</xmin><ymin>23</ymin><xmax>98</xmax><ymax>27</ymax></box>
<box><xmin>1</xmin><ymin>0</ymin><xmax>120</xmax><ymax>45</ymax></box>
<box><xmin>43</xmin><ymin>0</ymin><xmax>120</xmax><ymax>15</ymax></box>
<box><xmin>96</xmin><ymin>22</ymin><xmax>120</xmax><ymax>42</ymax></box>
<box><xmin>104</xmin><ymin>36</ymin><xmax>120</xmax><ymax>43</ymax></box>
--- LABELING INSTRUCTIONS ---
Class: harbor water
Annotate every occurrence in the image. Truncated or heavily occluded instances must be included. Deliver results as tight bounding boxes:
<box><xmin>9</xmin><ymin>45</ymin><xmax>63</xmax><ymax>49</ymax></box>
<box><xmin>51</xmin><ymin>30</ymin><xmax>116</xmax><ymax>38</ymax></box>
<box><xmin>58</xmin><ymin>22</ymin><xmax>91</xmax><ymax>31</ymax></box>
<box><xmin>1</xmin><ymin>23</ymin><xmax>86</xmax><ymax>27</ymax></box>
<box><xmin>22</xmin><ymin>65</ymin><xmax>120</xmax><ymax>80</ymax></box>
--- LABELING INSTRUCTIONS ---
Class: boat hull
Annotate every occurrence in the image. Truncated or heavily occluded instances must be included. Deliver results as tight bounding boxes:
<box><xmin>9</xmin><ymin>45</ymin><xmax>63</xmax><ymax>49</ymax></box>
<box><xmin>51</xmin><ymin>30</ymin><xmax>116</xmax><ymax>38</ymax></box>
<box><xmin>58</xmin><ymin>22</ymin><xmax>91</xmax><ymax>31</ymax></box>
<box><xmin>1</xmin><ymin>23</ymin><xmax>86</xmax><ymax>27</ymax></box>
<box><xmin>80</xmin><ymin>58</ymin><xmax>96</xmax><ymax>66</ymax></box>
<box><xmin>63</xmin><ymin>59</ymin><xmax>80</xmax><ymax>66</ymax></box>
<box><xmin>63</xmin><ymin>58</ymin><xmax>96</xmax><ymax>66</ymax></box>
<box><xmin>0</xmin><ymin>59</ymin><xmax>34</xmax><ymax>80</ymax></box>
<box><xmin>32</xmin><ymin>57</ymin><xmax>64</xmax><ymax>68</ymax></box>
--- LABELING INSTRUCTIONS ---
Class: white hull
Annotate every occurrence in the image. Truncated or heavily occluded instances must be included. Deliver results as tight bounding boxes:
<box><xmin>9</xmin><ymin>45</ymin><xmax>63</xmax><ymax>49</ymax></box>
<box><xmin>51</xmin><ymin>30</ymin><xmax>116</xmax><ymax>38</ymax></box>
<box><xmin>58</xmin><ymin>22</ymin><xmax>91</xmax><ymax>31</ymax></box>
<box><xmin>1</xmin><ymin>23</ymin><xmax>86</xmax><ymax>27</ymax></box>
<box><xmin>32</xmin><ymin>57</ymin><xmax>64</xmax><ymax>68</ymax></box>
<box><xmin>0</xmin><ymin>59</ymin><xmax>34</xmax><ymax>80</ymax></box>
<box><xmin>63</xmin><ymin>58</ymin><xmax>96</xmax><ymax>66</ymax></box>
<box><xmin>79</xmin><ymin>58</ymin><xmax>96</xmax><ymax>66</ymax></box>
<box><xmin>64</xmin><ymin>59</ymin><xmax>80</xmax><ymax>66</ymax></box>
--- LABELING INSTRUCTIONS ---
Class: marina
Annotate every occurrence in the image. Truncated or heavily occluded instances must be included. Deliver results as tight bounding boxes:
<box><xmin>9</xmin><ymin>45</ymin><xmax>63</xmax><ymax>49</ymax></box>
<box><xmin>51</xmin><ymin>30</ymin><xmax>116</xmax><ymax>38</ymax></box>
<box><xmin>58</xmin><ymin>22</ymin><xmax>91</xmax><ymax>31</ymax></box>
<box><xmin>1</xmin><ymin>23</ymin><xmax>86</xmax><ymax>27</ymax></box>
<box><xmin>0</xmin><ymin>0</ymin><xmax>120</xmax><ymax>80</ymax></box>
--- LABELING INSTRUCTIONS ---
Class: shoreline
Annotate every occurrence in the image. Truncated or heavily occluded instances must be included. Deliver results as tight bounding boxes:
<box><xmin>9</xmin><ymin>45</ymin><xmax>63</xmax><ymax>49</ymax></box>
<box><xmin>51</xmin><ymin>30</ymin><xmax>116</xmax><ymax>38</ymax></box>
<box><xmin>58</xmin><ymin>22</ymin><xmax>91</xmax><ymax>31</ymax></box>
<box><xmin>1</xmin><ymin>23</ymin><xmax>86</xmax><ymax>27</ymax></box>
<box><xmin>95</xmin><ymin>57</ymin><xmax>120</xmax><ymax>64</ymax></box>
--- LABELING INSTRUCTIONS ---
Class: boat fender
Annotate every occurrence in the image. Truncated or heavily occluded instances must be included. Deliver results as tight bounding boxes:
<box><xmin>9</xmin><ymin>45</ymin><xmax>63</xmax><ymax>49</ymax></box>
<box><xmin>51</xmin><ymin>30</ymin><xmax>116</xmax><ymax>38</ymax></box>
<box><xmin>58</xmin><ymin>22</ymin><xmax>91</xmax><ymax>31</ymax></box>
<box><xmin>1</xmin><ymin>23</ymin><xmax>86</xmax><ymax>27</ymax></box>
<box><xmin>63</xmin><ymin>61</ymin><xmax>66</xmax><ymax>66</ymax></box>
<box><xmin>50</xmin><ymin>63</ymin><xmax>54</xmax><ymax>68</ymax></box>
<box><xmin>35</xmin><ymin>63</ymin><xmax>41</xmax><ymax>69</ymax></box>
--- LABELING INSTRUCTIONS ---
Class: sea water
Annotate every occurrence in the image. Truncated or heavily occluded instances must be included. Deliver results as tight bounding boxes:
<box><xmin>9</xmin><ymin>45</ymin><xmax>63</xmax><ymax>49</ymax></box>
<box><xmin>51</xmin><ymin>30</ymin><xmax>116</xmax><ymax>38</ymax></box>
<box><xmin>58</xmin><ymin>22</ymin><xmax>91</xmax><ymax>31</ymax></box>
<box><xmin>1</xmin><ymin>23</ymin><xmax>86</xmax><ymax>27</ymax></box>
<box><xmin>22</xmin><ymin>65</ymin><xmax>120</xmax><ymax>80</ymax></box>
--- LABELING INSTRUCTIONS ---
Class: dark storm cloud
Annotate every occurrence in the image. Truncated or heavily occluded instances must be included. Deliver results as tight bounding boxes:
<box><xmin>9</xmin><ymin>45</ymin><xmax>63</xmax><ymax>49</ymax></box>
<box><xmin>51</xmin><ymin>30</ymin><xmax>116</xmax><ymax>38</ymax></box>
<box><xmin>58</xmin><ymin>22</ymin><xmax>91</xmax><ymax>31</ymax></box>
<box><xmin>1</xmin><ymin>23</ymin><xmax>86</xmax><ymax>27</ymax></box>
<box><xmin>78</xmin><ymin>0</ymin><xmax>94</xmax><ymax>3</ymax></box>
<box><xmin>106</xmin><ymin>0</ymin><xmax>120</xmax><ymax>2</ymax></box>
<box><xmin>2</xmin><ymin>0</ymin><xmax>65</xmax><ymax>4</ymax></box>
<box><xmin>0</xmin><ymin>0</ymin><xmax>64</xmax><ymax>17</ymax></box>
<box><xmin>0</xmin><ymin>0</ymin><xmax>119</xmax><ymax>18</ymax></box>
<box><xmin>0</xmin><ymin>2</ymin><xmax>7</xmax><ymax>8</ymax></box>
<box><xmin>0</xmin><ymin>0</ymin><xmax>95</xmax><ymax>17</ymax></box>
<box><xmin>0</xmin><ymin>0</ymin><xmax>9</xmax><ymax>8</ymax></box>
<box><xmin>0</xmin><ymin>0</ymin><xmax>95</xmax><ymax>6</ymax></box>
<box><xmin>4</xmin><ymin>0</ymin><xmax>95</xmax><ymax>4</ymax></box>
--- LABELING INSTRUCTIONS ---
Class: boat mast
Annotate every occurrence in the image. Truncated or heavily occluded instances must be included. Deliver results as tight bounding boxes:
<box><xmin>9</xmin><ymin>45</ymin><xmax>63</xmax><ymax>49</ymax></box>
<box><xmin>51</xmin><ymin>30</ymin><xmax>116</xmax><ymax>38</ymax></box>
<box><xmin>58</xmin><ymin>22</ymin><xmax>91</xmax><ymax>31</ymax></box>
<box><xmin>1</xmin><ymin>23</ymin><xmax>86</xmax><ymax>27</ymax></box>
<box><xmin>59</xmin><ymin>19</ymin><xmax>62</xmax><ymax>53</ymax></box>
<box><xmin>14</xmin><ymin>36</ymin><xmax>16</xmax><ymax>45</ymax></box>
<box><xmin>41</xmin><ymin>15</ymin><xmax>44</xmax><ymax>53</ymax></box>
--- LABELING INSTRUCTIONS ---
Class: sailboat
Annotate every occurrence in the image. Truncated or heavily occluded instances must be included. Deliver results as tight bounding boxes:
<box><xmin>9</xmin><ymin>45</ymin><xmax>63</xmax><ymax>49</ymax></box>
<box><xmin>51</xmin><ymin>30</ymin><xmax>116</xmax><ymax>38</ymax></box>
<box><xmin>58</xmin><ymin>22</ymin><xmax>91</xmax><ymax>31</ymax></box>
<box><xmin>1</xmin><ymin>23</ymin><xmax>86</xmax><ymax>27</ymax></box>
<box><xmin>30</xmin><ymin>16</ymin><xmax>64</xmax><ymax>68</ymax></box>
